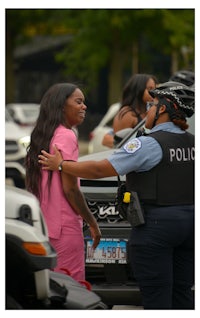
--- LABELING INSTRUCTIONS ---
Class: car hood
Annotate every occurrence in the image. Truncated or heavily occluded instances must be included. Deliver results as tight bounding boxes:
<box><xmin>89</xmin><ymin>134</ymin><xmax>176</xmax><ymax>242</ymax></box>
<box><xmin>5</xmin><ymin>185</ymin><xmax>41</xmax><ymax>221</ymax></box>
<box><xmin>5</xmin><ymin>122</ymin><xmax>30</xmax><ymax>139</ymax></box>
<box><xmin>79</xmin><ymin>149</ymin><xmax>115</xmax><ymax>162</ymax></box>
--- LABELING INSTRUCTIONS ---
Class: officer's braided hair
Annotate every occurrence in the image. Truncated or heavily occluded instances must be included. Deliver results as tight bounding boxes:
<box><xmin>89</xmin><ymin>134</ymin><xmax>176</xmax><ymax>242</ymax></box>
<box><xmin>160</xmin><ymin>97</ymin><xmax>188</xmax><ymax>130</ymax></box>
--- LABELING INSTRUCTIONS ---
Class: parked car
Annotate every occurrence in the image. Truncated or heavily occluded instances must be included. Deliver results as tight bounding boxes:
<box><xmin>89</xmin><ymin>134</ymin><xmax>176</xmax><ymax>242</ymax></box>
<box><xmin>5</xmin><ymin>109</ymin><xmax>30</xmax><ymax>188</ymax></box>
<box><xmin>80</xmin><ymin>115</ymin><xmax>195</xmax><ymax>307</ymax></box>
<box><xmin>88</xmin><ymin>102</ymin><xmax>120</xmax><ymax>154</ymax></box>
<box><xmin>5</xmin><ymin>185</ymin><xmax>107</xmax><ymax>309</ymax></box>
<box><xmin>6</xmin><ymin>103</ymin><xmax>40</xmax><ymax>131</ymax></box>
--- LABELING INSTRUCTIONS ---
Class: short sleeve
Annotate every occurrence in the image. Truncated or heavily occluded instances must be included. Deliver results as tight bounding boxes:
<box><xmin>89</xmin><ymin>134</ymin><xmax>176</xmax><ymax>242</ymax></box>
<box><xmin>50</xmin><ymin>125</ymin><xmax>79</xmax><ymax>161</ymax></box>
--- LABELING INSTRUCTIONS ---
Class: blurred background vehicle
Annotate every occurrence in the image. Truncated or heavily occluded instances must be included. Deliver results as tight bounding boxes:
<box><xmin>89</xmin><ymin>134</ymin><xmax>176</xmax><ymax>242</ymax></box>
<box><xmin>6</xmin><ymin>103</ymin><xmax>40</xmax><ymax>132</ymax></box>
<box><xmin>5</xmin><ymin>108</ymin><xmax>30</xmax><ymax>188</ymax></box>
<box><xmin>88</xmin><ymin>102</ymin><xmax>120</xmax><ymax>154</ymax></box>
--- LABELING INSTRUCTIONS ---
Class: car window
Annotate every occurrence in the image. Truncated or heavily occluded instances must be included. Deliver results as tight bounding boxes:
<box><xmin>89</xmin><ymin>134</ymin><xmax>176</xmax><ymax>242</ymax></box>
<box><xmin>22</xmin><ymin>107</ymin><xmax>39</xmax><ymax>120</ymax></box>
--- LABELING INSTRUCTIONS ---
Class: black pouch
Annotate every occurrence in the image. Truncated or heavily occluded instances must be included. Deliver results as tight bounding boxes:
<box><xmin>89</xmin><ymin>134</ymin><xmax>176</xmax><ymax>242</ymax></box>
<box><xmin>116</xmin><ymin>179</ymin><xmax>145</xmax><ymax>227</ymax></box>
<box><xmin>126</xmin><ymin>191</ymin><xmax>145</xmax><ymax>227</ymax></box>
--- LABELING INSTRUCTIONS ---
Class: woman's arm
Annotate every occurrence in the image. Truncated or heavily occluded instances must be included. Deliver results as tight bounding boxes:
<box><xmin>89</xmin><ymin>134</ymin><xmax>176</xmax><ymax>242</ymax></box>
<box><xmin>101</xmin><ymin>133</ymin><xmax>114</xmax><ymax>148</ymax></box>
<box><xmin>38</xmin><ymin>145</ymin><xmax>118</xmax><ymax>179</ymax></box>
<box><xmin>113</xmin><ymin>107</ymin><xmax>138</xmax><ymax>133</ymax></box>
<box><xmin>61</xmin><ymin>172</ymin><xmax>101</xmax><ymax>249</ymax></box>
<box><xmin>101</xmin><ymin>129</ymin><xmax>114</xmax><ymax>148</ymax></box>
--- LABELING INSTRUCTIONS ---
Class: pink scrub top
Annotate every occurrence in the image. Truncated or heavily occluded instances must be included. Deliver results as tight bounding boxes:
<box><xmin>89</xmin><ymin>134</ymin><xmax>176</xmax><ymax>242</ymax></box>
<box><xmin>40</xmin><ymin>125</ymin><xmax>83</xmax><ymax>239</ymax></box>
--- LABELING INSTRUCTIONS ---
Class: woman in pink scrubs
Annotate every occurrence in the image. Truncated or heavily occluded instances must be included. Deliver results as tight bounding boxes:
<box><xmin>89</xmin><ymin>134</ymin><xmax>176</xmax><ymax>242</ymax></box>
<box><xmin>25</xmin><ymin>83</ymin><xmax>101</xmax><ymax>281</ymax></box>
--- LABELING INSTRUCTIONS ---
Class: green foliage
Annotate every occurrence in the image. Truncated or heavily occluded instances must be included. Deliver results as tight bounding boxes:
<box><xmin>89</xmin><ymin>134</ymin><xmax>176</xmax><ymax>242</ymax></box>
<box><xmin>6</xmin><ymin>9</ymin><xmax>194</xmax><ymax>93</ymax></box>
<box><xmin>163</xmin><ymin>9</ymin><xmax>194</xmax><ymax>46</ymax></box>
<box><xmin>54</xmin><ymin>9</ymin><xmax>194</xmax><ymax>88</ymax></box>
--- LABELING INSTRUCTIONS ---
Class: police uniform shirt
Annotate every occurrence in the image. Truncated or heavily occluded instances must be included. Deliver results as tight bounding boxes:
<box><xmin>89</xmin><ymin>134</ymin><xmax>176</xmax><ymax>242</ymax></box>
<box><xmin>108</xmin><ymin>122</ymin><xmax>186</xmax><ymax>176</ymax></box>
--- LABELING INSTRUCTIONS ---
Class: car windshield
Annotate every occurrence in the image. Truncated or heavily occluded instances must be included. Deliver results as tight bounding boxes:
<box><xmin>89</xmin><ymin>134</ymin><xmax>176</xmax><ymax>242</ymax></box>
<box><xmin>6</xmin><ymin>104</ymin><xmax>40</xmax><ymax>124</ymax></box>
<box><xmin>21</xmin><ymin>106</ymin><xmax>39</xmax><ymax>120</ymax></box>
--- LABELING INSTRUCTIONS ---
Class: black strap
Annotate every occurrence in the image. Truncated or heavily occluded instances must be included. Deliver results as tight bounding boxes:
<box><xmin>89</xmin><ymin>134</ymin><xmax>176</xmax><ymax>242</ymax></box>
<box><xmin>117</xmin><ymin>175</ymin><xmax>122</xmax><ymax>187</ymax></box>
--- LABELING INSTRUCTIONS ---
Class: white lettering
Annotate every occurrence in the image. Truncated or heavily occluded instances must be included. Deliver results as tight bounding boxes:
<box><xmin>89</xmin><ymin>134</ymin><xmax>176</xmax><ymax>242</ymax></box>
<box><xmin>170</xmin><ymin>149</ymin><xmax>176</xmax><ymax>161</ymax></box>
<box><xmin>176</xmin><ymin>148</ymin><xmax>182</xmax><ymax>161</ymax></box>
<box><xmin>169</xmin><ymin>147</ymin><xmax>195</xmax><ymax>162</ymax></box>
<box><xmin>99</xmin><ymin>206</ymin><xmax>118</xmax><ymax>216</ymax></box>
<box><xmin>183</xmin><ymin>148</ymin><xmax>190</xmax><ymax>161</ymax></box>
<box><xmin>191</xmin><ymin>147</ymin><xmax>195</xmax><ymax>160</ymax></box>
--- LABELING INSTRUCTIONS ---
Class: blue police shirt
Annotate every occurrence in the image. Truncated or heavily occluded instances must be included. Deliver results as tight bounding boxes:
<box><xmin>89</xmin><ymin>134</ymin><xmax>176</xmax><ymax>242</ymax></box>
<box><xmin>108</xmin><ymin>122</ymin><xmax>185</xmax><ymax>176</ymax></box>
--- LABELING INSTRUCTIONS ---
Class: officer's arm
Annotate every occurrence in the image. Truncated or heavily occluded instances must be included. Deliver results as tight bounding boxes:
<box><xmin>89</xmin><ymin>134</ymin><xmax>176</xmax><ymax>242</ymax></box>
<box><xmin>61</xmin><ymin>159</ymin><xmax>118</xmax><ymax>179</ymax></box>
<box><xmin>39</xmin><ymin>146</ymin><xmax>118</xmax><ymax>179</ymax></box>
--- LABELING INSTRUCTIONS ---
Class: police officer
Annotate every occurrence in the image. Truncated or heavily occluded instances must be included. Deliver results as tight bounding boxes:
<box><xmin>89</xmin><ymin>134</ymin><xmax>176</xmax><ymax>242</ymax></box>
<box><xmin>38</xmin><ymin>82</ymin><xmax>195</xmax><ymax>309</ymax></box>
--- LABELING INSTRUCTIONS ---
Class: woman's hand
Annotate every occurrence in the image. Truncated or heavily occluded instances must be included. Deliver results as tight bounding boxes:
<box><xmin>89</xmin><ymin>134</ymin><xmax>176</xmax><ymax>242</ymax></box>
<box><xmin>89</xmin><ymin>224</ymin><xmax>102</xmax><ymax>249</ymax></box>
<box><xmin>38</xmin><ymin>145</ymin><xmax>63</xmax><ymax>170</ymax></box>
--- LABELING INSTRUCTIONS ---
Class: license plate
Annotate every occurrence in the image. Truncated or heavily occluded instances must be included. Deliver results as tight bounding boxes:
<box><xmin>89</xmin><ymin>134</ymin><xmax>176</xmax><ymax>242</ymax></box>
<box><xmin>85</xmin><ymin>238</ymin><xmax>127</xmax><ymax>264</ymax></box>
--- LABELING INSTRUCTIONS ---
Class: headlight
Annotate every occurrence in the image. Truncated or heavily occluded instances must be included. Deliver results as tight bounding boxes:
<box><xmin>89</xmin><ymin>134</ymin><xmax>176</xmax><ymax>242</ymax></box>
<box><xmin>18</xmin><ymin>204</ymin><xmax>33</xmax><ymax>226</ymax></box>
<box><xmin>19</xmin><ymin>135</ymin><xmax>30</xmax><ymax>148</ymax></box>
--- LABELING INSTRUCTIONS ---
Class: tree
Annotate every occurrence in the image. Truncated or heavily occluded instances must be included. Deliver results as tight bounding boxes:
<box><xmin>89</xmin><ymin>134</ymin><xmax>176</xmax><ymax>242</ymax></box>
<box><xmin>6</xmin><ymin>9</ymin><xmax>194</xmax><ymax>105</ymax></box>
<box><xmin>161</xmin><ymin>9</ymin><xmax>194</xmax><ymax>73</ymax></box>
<box><xmin>6</xmin><ymin>9</ymin><xmax>67</xmax><ymax>102</ymax></box>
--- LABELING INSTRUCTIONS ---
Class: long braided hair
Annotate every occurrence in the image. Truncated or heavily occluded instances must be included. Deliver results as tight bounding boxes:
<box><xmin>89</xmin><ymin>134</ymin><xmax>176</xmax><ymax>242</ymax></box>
<box><xmin>163</xmin><ymin>97</ymin><xmax>189</xmax><ymax>130</ymax></box>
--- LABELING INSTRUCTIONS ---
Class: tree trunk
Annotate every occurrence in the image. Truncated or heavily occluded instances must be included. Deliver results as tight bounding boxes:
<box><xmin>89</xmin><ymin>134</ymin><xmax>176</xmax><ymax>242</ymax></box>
<box><xmin>132</xmin><ymin>41</ymin><xmax>139</xmax><ymax>74</ymax></box>
<box><xmin>171</xmin><ymin>50</ymin><xmax>178</xmax><ymax>74</ymax></box>
<box><xmin>108</xmin><ymin>49</ymin><xmax>125</xmax><ymax>105</ymax></box>
<box><xmin>6</xmin><ymin>30</ymin><xmax>15</xmax><ymax>103</ymax></box>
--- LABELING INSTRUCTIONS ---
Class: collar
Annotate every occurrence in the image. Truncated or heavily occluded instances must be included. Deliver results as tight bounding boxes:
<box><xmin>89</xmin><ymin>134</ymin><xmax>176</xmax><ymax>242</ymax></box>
<box><xmin>150</xmin><ymin>122</ymin><xmax>184</xmax><ymax>134</ymax></box>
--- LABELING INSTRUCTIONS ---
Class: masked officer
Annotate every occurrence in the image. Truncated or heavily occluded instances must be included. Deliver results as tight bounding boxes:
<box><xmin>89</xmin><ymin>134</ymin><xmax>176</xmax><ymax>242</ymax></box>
<box><xmin>38</xmin><ymin>82</ymin><xmax>195</xmax><ymax>309</ymax></box>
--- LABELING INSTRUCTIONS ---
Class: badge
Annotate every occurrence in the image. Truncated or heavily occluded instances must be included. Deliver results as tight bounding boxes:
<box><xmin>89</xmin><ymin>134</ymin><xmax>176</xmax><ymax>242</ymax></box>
<box><xmin>123</xmin><ymin>138</ymin><xmax>141</xmax><ymax>153</ymax></box>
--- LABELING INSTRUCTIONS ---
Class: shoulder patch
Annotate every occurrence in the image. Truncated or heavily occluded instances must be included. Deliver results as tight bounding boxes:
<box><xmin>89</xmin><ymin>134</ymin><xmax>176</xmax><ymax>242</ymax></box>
<box><xmin>123</xmin><ymin>138</ymin><xmax>141</xmax><ymax>154</ymax></box>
